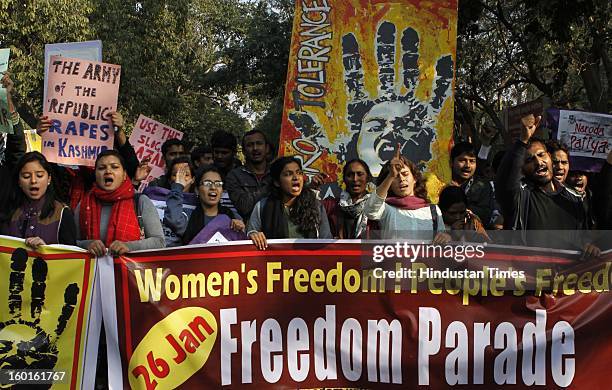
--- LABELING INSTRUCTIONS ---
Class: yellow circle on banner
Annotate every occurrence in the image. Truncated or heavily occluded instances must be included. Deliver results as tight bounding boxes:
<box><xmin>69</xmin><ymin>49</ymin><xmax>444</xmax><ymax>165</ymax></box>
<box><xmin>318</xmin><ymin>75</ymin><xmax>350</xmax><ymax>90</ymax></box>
<box><xmin>128</xmin><ymin>307</ymin><xmax>218</xmax><ymax>389</ymax></box>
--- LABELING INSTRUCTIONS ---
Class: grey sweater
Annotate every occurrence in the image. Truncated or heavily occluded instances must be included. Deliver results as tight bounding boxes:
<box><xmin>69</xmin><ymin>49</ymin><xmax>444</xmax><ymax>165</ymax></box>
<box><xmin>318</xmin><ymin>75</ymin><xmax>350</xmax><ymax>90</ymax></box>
<box><xmin>75</xmin><ymin>194</ymin><xmax>166</xmax><ymax>251</ymax></box>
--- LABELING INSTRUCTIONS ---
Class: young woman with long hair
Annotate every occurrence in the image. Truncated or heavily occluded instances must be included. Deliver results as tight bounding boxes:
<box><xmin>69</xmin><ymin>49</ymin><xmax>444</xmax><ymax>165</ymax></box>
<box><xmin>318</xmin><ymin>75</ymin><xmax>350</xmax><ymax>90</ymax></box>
<box><xmin>1</xmin><ymin>152</ymin><xmax>76</xmax><ymax>247</ymax></box>
<box><xmin>75</xmin><ymin>150</ymin><xmax>165</xmax><ymax>256</ymax></box>
<box><xmin>248</xmin><ymin>156</ymin><xmax>331</xmax><ymax>250</ymax></box>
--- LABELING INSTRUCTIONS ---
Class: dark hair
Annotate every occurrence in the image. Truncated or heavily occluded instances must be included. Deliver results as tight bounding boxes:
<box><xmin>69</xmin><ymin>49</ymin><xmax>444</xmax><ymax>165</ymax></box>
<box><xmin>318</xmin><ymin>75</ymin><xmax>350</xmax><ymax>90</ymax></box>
<box><xmin>95</xmin><ymin>149</ymin><xmax>126</xmax><ymax>170</ymax></box>
<box><xmin>438</xmin><ymin>185</ymin><xmax>467</xmax><ymax>212</ymax></box>
<box><xmin>342</xmin><ymin>158</ymin><xmax>373</xmax><ymax>183</ymax></box>
<box><xmin>491</xmin><ymin>150</ymin><xmax>505</xmax><ymax>173</ymax></box>
<box><xmin>183</xmin><ymin>165</ymin><xmax>233</xmax><ymax>244</ymax></box>
<box><xmin>161</xmin><ymin>138</ymin><xmax>186</xmax><ymax>156</ymax></box>
<box><xmin>167</xmin><ymin>156</ymin><xmax>195</xmax><ymax>177</ymax></box>
<box><xmin>450</xmin><ymin>141</ymin><xmax>476</xmax><ymax>161</ymax></box>
<box><xmin>546</xmin><ymin>140</ymin><xmax>570</xmax><ymax>157</ymax></box>
<box><xmin>12</xmin><ymin>152</ymin><xmax>59</xmax><ymax>220</ymax></box>
<box><xmin>376</xmin><ymin>158</ymin><xmax>429</xmax><ymax>201</ymax></box>
<box><xmin>191</xmin><ymin>145</ymin><xmax>212</xmax><ymax>162</ymax></box>
<box><xmin>526</xmin><ymin>136</ymin><xmax>547</xmax><ymax>149</ymax></box>
<box><xmin>211</xmin><ymin>130</ymin><xmax>237</xmax><ymax>151</ymax></box>
<box><xmin>270</xmin><ymin>156</ymin><xmax>320</xmax><ymax>236</ymax></box>
<box><xmin>242</xmin><ymin>130</ymin><xmax>269</xmax><ymax>148</ymax></box>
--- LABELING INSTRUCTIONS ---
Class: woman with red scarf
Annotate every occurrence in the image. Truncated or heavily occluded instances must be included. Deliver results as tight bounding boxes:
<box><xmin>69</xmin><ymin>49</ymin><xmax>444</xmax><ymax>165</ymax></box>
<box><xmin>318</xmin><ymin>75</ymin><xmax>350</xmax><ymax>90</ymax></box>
<box><xmin>364</xmin><ymin>145</ymin><xmax>450</xmax><ymax>243</ymax></box>
<box><xmin>75</xmin><ymin>150</ymin><xmax>165</xmax><ymax>256</ymax></box>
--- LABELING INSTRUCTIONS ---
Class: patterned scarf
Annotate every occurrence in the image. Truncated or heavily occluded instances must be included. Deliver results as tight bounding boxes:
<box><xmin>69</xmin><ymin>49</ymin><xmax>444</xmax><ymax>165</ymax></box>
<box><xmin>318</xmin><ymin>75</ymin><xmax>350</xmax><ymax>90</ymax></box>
<box><xmin>79</xmin><ymin>178</ymin><xmax>141</xmax><ymax>246</ymax></box>
<box><xmin>337</xmin><ymin>191</ymin><xmax>369</xmax><ymax>238</ymax></box>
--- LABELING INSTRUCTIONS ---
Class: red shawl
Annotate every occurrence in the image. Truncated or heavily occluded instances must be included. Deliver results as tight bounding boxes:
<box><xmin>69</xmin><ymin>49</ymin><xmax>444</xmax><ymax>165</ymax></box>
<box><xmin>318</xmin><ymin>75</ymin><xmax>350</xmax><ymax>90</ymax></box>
<box><xmin>79</xmin><ymin>178</ymin><xmax>141</xmax><ymax>246</ymax></box>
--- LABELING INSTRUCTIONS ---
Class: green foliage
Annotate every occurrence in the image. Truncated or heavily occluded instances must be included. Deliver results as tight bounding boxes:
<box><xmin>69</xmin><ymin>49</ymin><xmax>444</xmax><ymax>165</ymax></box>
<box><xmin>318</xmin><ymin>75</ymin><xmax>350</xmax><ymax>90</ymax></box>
<box><xmin>0</xmin><ymin>0</ymin><xmax>249</xmax><ymax>144</ymax></box>
<box><xmin>1</xmin><ymin>0</ymin><xmax>608</xmax><ymax>151</ymax></box>
<box><xmin>0</xmin><ymin>0</ymin><xmax>94</xmax><ymax>124</ymax></box>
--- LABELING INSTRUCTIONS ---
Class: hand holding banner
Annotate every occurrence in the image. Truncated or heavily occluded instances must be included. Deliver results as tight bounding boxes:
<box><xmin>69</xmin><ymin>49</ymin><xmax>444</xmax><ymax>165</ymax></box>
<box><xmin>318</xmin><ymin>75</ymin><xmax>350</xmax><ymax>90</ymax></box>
<box><xmin>42</xmin><ymin>56</ymin><xmax>121</xmax><ymax>166</ymax></box>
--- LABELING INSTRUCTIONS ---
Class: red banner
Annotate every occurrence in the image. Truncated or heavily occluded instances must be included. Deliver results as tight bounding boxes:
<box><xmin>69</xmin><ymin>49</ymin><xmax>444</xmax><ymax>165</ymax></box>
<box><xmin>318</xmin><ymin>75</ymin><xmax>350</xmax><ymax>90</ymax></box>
<box><xmin>104</xmin><ymin>241</ymin><xmax>612</xmax><ymax>389</ymax></box>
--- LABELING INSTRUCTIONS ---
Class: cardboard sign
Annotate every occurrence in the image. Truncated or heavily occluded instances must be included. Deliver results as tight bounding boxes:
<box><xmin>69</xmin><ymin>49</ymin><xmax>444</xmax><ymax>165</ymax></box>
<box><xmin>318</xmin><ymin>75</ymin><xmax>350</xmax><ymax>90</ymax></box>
<box><xmin>0</xmin><ymin>48</ymin><xmax>12</xmax><ymax>134</ymax></box>
<box><xmin>129</xmin><ymin>114</ymin><xmax>183</xmax><ymax>182</ymax></box>
<box><xmin>557</xmin><ymin>109</ymin><xmax>612</xmax><ymax>159</ymax></box>
<box><xmin>42</xmin><ymin>56</ymin><xmax>121</xmax><ymax>166</ymax></box>
<box><xmin>43</xmin><ymin>41</ymin><xmax>102</xmax><ymax>104</ymax></box>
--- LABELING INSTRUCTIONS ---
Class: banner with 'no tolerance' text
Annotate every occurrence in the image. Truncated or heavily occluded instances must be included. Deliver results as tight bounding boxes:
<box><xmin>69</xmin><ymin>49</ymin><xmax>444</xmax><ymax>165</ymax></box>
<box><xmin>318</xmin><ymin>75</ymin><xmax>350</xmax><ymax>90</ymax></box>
<box><xmin>280</xmin><ymin>0</ymin><xmax>457</xmax><ymax>198</ymax></box>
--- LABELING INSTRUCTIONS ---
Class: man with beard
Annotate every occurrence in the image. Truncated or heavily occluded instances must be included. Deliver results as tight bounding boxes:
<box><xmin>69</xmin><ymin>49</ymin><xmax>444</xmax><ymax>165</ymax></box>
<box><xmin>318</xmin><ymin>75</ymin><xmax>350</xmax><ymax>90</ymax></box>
<box><xmin>450</xmin><ymin>142</ymin><xmax>494</xmax><ymax>228</ymax></box>
<box><xmin>225</xmin><ymin>130</ymin><xmax>272</xmax><ymax>220</ymax></box>
<box><xmin>495</xmin><ymin>114</ymin><xmax>601</xmax><ymax>257</ymax></box>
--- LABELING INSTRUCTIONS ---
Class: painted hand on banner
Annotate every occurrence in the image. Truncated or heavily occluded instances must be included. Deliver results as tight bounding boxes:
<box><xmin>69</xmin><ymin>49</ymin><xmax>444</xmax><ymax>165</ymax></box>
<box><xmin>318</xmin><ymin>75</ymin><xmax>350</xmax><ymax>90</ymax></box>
<box><xmin>0</xmin><ymin>248</ymin><xmax>80</xmax><ymax>379</ymax></box>
<box><xmin>343</xmin><ymin>22</ymin><xmax>454</xmax><ymax>171</ymax></box>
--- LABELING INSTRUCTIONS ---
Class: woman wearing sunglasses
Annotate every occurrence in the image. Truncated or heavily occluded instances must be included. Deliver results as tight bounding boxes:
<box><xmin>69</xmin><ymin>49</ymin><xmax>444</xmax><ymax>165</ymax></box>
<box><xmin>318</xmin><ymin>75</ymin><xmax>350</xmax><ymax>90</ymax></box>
<box><xmin>182</xmin><ymin>166</ymin><xmax>246</xmax><ymax>244</ymax></box>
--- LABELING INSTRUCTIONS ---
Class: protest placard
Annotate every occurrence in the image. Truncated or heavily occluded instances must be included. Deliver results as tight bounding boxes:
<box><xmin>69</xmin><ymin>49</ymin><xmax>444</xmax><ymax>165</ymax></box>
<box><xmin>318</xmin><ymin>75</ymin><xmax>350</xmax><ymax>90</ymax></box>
<box><xmin>0</xmin><ymin>48</ymin><xmax>12</xmax><ymax>134</ymax></box>
<box><xmin>557</xmin><ymin>109</ymin><xmax>612</xmax><ymax>159</ymax></box>
<box><xmin>44</xmin><ymin>41</ymin><xmax>102</xmax><ymax>104</ymax></box>
<box><xmin>129</xmin><ymin>114</ymin><xmax>184</xmax><ymax>182</ymax></box>
<box><xmin>42</xmin><ymin>56</ymin><xmax>121</xmax><ymax>166</ymax></box>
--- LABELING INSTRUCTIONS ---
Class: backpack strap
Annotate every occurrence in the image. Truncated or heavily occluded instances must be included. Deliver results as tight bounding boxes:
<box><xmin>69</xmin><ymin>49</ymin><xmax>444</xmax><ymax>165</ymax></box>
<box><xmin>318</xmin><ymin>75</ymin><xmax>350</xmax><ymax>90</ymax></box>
<box><xmin>133</xmin><ymin>193</ymin><xmax>145</xmax><ymax>239</ymax></box>
<box><xmin>430</xmin><ymin>204</ymin><xmax>438</xmax><ymax>239</ymax></box>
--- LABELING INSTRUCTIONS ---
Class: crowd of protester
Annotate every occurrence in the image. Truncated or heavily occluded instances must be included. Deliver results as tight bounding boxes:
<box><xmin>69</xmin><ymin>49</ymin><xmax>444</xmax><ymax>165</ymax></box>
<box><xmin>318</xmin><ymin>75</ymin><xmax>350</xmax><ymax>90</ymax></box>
<box><xmin>0</xmin><ymin>73</ymin><xmax>610</xmax><ymax>260</ymax></box>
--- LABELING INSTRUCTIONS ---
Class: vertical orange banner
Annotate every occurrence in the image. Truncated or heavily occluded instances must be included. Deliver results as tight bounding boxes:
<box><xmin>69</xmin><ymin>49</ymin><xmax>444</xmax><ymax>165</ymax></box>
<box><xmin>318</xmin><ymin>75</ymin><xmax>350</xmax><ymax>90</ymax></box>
<box><xmin>280</xmin><ymin>0</ymin><xmax>457</xmax><ymax>192</ymax></box>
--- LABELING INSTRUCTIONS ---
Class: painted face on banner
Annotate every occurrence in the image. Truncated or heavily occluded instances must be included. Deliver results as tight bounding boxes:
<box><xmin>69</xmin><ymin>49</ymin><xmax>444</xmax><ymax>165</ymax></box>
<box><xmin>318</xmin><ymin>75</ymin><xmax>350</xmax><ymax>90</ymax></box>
<box><xmin>282</xmin><ymin>5</ymin><xmax>456</xmax><ymax>181</ymax></box>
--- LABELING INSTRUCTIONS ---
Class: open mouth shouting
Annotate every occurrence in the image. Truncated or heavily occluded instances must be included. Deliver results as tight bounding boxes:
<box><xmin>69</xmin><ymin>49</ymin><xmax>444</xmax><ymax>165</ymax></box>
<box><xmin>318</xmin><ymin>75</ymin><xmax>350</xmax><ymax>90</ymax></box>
<box><xmin>206</xmin><ymin>190</ymin><xmax>219</xmax><ymax>202</ymax></box>
<box><xmin>535</xmin><ymin>165</ymin><xmax>548</xmax><ymax>177</ymax></box>
<box><xmin>102</xmin><ymin>176</ymin><xmax>115</xmax><ymax>188</ymax></box>
<box><xmin>553</xmin><ymin>167</ymin><xmax>566</xmax><ymax>182</ymax></box>
<box><xmin>26</xmin><ymin>185</ymin><xmax>41</xmax><ymax>199</ymax></box>
<box><xmin>290</xmin><ymin>181</ymin><xmax>302</xmax><ymax>195</ymax></box>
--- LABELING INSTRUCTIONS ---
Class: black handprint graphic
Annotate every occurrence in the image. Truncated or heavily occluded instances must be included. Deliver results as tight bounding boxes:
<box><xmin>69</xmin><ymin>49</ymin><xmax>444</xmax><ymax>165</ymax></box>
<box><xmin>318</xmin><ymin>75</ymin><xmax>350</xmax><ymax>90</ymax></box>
<box><xmin>0</xmin><ymin>248</ymin><xmax>79</xmax><ymax>389</ymax></box>
<box><xmin>343</xmin><ymin>21</ymin><xmax>454</xmax><ymax>173</ymax></box>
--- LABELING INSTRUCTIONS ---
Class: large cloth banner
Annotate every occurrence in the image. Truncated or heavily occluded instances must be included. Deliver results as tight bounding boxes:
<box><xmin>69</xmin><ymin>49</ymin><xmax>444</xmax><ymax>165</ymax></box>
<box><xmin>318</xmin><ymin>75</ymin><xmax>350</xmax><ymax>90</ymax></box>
<box><xmin>0</xmin><ymin>236</ymin><xmax>99</xmax><ymax>389</ymax></box>
<box><xmin>43</xmin><ymin>56</ymin><xmax>121</xmax><ymax>167</ymax></box>
<box><xmin>130</xmin><ymin>115</ymin><xmax>184</xmax><ymax>183</ymax></box>
<box><xmin>103</xmin><ymin>240</ymin><xmax>611</xmax><ymax>388</ymax></box>
<box><xmin>279</xmin><ymin>0</ymin><xmax>457</xmax><ymax>194</ymax></box>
